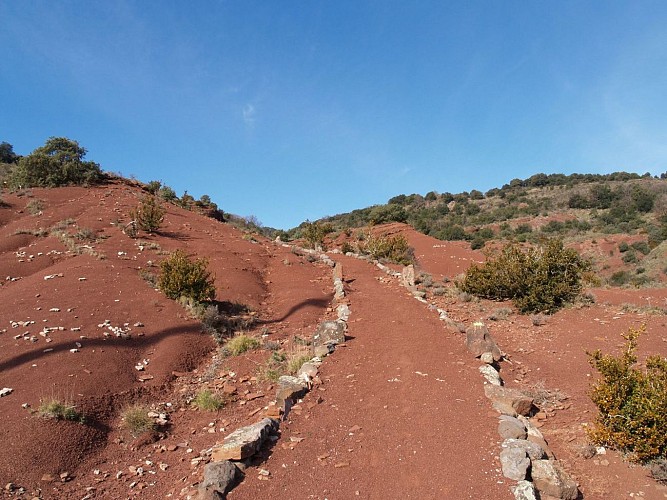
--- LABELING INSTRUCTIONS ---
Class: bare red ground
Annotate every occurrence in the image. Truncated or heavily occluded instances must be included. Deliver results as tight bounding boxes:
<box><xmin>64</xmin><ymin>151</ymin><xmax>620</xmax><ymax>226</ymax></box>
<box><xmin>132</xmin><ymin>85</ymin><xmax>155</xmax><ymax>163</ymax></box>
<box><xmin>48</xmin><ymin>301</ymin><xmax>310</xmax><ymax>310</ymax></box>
<box><xmin>0</xmin><ymin>187</ymin><xmax>666</xmax><ymax>499</ymax></box>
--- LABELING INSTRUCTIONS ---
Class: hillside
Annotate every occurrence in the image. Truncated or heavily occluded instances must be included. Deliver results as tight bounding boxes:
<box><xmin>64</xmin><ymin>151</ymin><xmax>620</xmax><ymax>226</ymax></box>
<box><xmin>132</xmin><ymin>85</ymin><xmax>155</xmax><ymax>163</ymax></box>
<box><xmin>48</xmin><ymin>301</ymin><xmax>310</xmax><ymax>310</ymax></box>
<box><xmin>0</xmin><ymin>176</ymin><xmax>666</xmax><ymax>499</ymax></box>
<box><xmin>289</xmin><ymin>173</ymin><xmax>667</xmax><ymax>288</ymax></box>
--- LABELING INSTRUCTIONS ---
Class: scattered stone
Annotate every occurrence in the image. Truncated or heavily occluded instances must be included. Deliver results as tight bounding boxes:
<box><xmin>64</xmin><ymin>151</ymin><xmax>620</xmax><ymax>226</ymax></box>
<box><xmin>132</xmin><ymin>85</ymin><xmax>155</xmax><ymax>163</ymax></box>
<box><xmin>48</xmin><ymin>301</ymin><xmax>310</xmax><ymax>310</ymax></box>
<box><xmin>311</xmin><ymin>321</ymin><xmax>346</xmax><ymax>355</ymax></box>
<box><xmin>210</xmin><ymin>418</ymin><xmax>279</xmax><ymax>461</ymax></box>
<box><xmin>512</xmin><ymin>480</ymin><xmax>537</xmax><ymax>500</ymax></box>
<box><xmin>479</xmin><ymin>364</ymin><xmax>502</xmax><ymax>386</ymax></box>
<box><xmin>297</xmin><ymin>362</ymin><xmax>319</xmax><ymax>379</ymax></box>
<box><xmin>275</xmin><ymin>376</ymin><xmax>308</xmax><ymax>409</ymax></box>
<box><xmin>465</xmin><ymin>322</ymin><xmax>502</xmax><ymax>361</ymax></box>
<box><xmin>499</xmin><ymin>446</ymin><xmax>530</xmax><ymax>481</ymax></box>
<box><xmin>484</xmin><ymin>385</ymin><xmax>534</xmax><ymax>416</ymax></box>
<box><xmin>501</xmin><ymin>438</ymin><xmax>547</xmax><ymax>461</ymax></box>
<box><xmin>577</xmin><ymin>444</ymin><xmax>597</xmax><ymax>459</ymax></box>
<box><xmin>401</xmin><ymin>265</ymin><xmax>416</xmax><ymax>290</ymax></box>
<box><xmin>530</xmin><ymin>460</ymin><xmax>579</xmax><ymax>500</ymax></box>
<box><xmin>198</xmin><ymin>461</ymin><xmax>242</xmax><ymax>499</ymax></box>
<box><xmin>480</xmin><ymin>352</ymin><xmax>495</xmax><ymax>364</ymax></box>
<box><xmin>336</xmin><ymin>304</ymin><xmax>351</xmax><ymax>321</ymax></box>
<box><xmin>0</xmin><ymin>388</ymin><xmax>13</xmax><ymax>397</ymax></box>
<box><xmin>498</xmin><ymin>415</ymin><xmax>527</xmax><ymax>440</ymax></box>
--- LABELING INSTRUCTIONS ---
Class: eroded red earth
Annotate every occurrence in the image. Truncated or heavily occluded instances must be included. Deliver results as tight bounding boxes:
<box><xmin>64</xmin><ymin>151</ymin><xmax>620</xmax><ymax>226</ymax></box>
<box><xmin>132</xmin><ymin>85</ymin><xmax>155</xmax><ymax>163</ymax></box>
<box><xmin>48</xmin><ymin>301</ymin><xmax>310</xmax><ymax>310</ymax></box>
<box><xmin>0</xmin><ymin>183</ymin><xmax>665</xmax><ymax>499</ymax></box>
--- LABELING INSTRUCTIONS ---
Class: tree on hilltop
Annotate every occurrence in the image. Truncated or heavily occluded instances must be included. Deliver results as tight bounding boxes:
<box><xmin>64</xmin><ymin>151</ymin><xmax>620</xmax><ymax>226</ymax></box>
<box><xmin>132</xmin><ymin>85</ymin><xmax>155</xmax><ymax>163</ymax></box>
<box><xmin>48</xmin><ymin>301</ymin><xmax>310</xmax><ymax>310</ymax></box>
<box><xmin>9</xmin><ymin>137</ymin><xmax>104</xmax><ymax>188</ymax></box>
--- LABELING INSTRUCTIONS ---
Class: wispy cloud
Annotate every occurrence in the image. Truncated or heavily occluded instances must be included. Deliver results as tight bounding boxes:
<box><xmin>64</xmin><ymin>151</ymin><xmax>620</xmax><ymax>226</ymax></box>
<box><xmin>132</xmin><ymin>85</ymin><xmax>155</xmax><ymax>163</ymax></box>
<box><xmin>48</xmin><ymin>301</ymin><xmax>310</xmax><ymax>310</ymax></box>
<box><xmin>242</xmin><ymin>103</ymin><xmax>256</xmax><ymax>125</ymax></box>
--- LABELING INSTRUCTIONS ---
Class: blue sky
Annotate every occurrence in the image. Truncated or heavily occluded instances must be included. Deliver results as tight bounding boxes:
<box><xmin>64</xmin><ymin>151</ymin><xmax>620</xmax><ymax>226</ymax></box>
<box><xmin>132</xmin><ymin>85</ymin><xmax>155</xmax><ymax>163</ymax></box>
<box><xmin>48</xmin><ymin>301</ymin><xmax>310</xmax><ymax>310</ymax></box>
<box><xmin>2</xmin><ymin>1</ymin><xmax>666</xmax><ymax>229</ymax></box>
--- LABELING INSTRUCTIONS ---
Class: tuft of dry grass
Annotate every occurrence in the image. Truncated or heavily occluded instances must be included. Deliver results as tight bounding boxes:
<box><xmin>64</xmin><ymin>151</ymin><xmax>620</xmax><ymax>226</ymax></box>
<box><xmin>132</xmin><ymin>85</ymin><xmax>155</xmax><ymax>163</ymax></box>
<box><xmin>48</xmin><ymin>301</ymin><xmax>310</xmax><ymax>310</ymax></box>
<box><xmin>121</xmin><ymin>404</ymin><xmax>155</xmax><ymax>436</ymax></box>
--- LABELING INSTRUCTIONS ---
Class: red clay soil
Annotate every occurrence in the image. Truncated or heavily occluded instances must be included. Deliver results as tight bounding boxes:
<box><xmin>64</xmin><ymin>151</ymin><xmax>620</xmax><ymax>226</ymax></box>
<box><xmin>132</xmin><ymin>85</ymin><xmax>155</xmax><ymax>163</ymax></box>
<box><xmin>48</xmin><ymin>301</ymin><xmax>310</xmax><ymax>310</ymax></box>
<box><xmin>1</xmin><ymin>186</ymin><xmax>667</xmax><ymax>499</ymax></box>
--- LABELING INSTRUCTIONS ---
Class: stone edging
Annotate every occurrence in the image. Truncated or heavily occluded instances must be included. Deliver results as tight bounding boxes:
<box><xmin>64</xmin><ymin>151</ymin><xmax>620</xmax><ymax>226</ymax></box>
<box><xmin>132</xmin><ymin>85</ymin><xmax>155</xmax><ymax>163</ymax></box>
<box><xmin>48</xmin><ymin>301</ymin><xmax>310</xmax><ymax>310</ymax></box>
<box><xmin>195</xmin><ymin>244</ymin><xmax>351</xmax><ymax>499</ymax></box>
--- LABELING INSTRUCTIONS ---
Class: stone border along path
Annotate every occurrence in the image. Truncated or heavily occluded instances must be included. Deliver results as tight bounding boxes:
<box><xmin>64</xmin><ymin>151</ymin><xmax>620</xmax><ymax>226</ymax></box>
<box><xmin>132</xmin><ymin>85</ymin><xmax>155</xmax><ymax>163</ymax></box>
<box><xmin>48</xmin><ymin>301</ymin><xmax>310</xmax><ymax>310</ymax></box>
<box><xmin>363</xmin><ymin>257</ymin><xmax>581</xmax><ymax>500</ymax></box>
<box><xmin>196</xmin><ymin>242</ymin><xmax>579</xmax><ymax>499</ymax></box>
<box><xmin>196</xmin><ymin>244</ymin><xmax>351</xmax><ymax>499</ymax></box>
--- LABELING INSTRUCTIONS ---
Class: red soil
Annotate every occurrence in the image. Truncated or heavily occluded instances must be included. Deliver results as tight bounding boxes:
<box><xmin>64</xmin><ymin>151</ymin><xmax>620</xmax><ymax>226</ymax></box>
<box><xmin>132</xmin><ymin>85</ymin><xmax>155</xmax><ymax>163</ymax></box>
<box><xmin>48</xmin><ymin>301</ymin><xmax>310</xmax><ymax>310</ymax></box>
<box><xmin>0</xmin><ymin>184</ymin><xmax>666</xmax><ymax>499</ymax></box>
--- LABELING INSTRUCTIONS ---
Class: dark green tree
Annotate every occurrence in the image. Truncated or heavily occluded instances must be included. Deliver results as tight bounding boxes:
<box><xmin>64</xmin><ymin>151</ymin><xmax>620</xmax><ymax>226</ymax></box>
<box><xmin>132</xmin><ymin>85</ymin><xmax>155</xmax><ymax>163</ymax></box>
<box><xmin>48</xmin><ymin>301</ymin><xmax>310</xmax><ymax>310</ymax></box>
<box><xmin>0</xmin><ymin>142</ymin><xmax>19</xmax><ymax>164</ymax></box>
<box><xmin>8</xmin><ymin>137</ymin><xmax>103</xmax><ymax>188</ymax></box>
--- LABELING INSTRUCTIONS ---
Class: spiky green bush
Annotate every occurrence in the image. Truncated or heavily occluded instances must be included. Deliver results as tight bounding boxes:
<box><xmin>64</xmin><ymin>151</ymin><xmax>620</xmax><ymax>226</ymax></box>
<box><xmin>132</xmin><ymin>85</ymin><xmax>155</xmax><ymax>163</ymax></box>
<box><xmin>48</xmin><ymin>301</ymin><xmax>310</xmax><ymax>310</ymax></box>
<box><xmin>158</xmin><ymin>250</ymin><xmax>215</xmax><ymax>302</ymax></box>
<box><xmin>458</xmin><ymin>239</ymin><xmax>591</xmax><ymax>313</ymax></box>
<box><xmin>588</xmin><ymin>325</ymin><xmax>667</xmax><ymax>462</ymax></box>
<box><xmin>130</xmin><ymin>195</ymin><xmax>165</xmax><ymax>233</ymax></box>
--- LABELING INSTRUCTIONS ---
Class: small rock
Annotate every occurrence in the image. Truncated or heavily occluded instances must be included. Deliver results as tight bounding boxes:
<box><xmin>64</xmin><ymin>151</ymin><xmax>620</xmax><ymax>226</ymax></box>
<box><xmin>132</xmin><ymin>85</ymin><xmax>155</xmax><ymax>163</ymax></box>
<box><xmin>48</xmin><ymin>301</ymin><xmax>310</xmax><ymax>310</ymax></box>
<box><xmin>502</xmin><ymin>438</ymin><xmax>547</xmax><ymax>461</ymax></box>
<box><xmin>531</xmin><ymin>460</ymin><xmax>579</xmax><ymax>500</ymax></box>
<box><xmin>465</xmin><ymin>322</ymin><xmax>502</xmax><ymax>361</ymax></box>
<box><xmin>199</xmin><ymin>460</ymin><xmax>243</xmax><ymax>499</ymax></box>
<box><xmin>480</xmin><ymin>352</ymin><xmax>495</xmax><ymax>364</ymax></box>
<box><xmin>479</xmin><ymin>364</ymin><xmax>502</xmax><ymax>386</ymax></box>
<box><xmin>0</xmin><ymin>388</ymin><xmax>13</xmax><ymax>397</ymax></box>
<box><xmin>210</xmin><ymin>418</ymin><xmax>278</xmax><ymax>461</ymax></box>
<box><xmin>500</xmin><ymin>447</ymin><xmax>530</xmax><ymax>481</ymax></box>
<box><xmin>498</xmin><ymin>415</ymin><xmax>527</xmax><ymax>440</ymax></box>
<box><xmin>512</xmin><ymin>480</ymin><xmax>537</xmax><ymax>500</ymax></box>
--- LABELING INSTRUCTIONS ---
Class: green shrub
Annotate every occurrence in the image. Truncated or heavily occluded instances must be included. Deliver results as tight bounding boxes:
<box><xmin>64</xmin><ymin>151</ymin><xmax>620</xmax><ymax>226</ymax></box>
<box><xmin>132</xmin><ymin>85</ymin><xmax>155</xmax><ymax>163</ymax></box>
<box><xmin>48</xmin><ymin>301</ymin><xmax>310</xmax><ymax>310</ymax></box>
<box><xmin>301</xmin><ymin>220</ymin><xmax>333</xmax><ymax>250</ymax></box>
<box><xmin>357</xmin><ymin>230</ymin><xmax>414</xmax><ymax>265</ymax></box>
<box><xmin>224</xmin><ymin>334</ymin><xmax>261</xmax><ymax>356</ymax></box>
<box><xmin>470</xmin><ymin>238</ymin><xmax>485</xmax><ymax>250</ymax></box>
<box><xmin>458</xmin><ymin>239</ymin><xmax>591</xmax><ymax>314</ymax></box>
<box><xmin>9</xmin><ymin>137</ymin><xmax>103</xmax><ymax>188</ymax></box>
<box><xmin>622</xmin><ymin>250</ymin><xmax>638</xmax><ymax>264</ymax></box>
<box><xmin>618</xmin><ymin>241</ymin><xmax>630</xmax><ymax>253</ymax></box>
<box><xmin>631</xmin><ymin>241</ymin><xmax>651</xmax><ymax>255</ymax></box>
<box><xmin>146</xmin><ymin>180</ymin><xmax>162</xmax><ymax>194</ymax></box>
<box><xmin>588</xmin><ymin>325</ymin><xmax>667</xmax><ymax>462</ymax></box>
<box><xmin>610</xmin><ymin>270</ymin><xmax>631</xmax><ymax>286</ymax></box>
<box><xmin>158</xmin><ymin>250</ymin><xmax>215</xmax><ymax>302</ymax></box>
<box><xmin>130</xmin><ymin>195</ymin><xmax>165</xmax><ymax>233</ymax></box>
<box><xmin>158</xmin><ymin>185</ymin><xmax>177</xmax><ymax>202</ymax></box>
<box><xmin>121</xmin><ymin>405</ymin><xmax>155</xmax><ymax>436</ymax></box>
<box><xmin>192</xmin><ymin>389</ymin><xmax>225</xmax><ymax>411</ymax></box>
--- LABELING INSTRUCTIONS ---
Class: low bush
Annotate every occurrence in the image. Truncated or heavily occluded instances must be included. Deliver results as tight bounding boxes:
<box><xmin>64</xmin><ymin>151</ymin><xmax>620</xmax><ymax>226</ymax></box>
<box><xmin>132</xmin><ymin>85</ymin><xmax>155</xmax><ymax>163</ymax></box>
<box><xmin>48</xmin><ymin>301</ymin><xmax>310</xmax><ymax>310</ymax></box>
<box><xmin>588</xmin><ymin>325</ymin><xmax>667</xmax><ymax>462</ymax></box>
<box><xmin>158</xmin><ymin>250</ymin><xmax>215</xmax><ymax>302</ymax></box>
<box><xmin>130</xmin><ymin>195</ymin><xmax>165</xmax><ymax>233</ymax></box>
<box><xmin>357</xmin><ymin>230</ymin><xmax>414</xmax><ymax>265</ymax></box>
<box><xmin>610</xmin><ymin>270</ymin><xmax>631</xmax><ymax>286</ymax></box>
<box><xmin>458</xmin><ymin>239</ymin><xmax>592</xmax><ymax>314</ymax></box>
<box><xmin>622</xmin><ymin>250</ymin><xmax>638</xmax><ymax>264</ymax></box>
<box><xmin>631</xmin><ymin>241</ymin><xmax>651</xmax><ymax>255</ymax></box>
<box><xmin>158</xmin><ymin>185</ymin><xmax>178</xmax><ymax>202</ymax></box>
<box><xmin>301</xmin><ymin>220</ymin><xmax>333</xmax><ymax>250</ymax></box>
<box><xmin>121</xmin><ymin>405</ymin><xmax>155</xmax><ymax>436</ymax></box>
